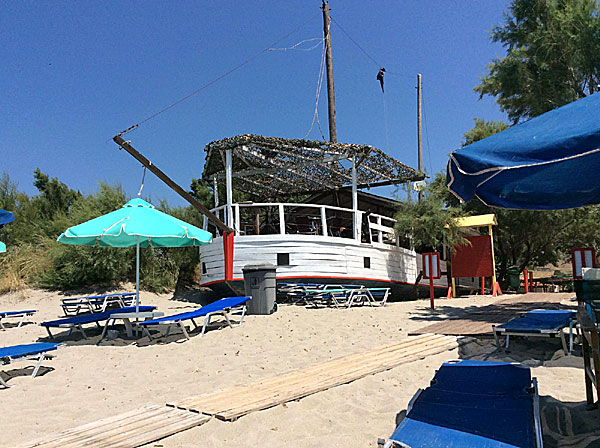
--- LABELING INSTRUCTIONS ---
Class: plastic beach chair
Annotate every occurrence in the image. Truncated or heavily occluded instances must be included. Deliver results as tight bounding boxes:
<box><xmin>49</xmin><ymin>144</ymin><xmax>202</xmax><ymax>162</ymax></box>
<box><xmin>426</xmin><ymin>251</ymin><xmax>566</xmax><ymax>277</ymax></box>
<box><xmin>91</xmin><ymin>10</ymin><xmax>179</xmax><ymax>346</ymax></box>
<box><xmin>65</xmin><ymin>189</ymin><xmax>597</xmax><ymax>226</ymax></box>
<box><xmin>0</xmin><ymin>342</ymin><xmax>64</xmax><ymax>388</ymax></box>
<box><xmin>382</xmin><ymin>360</ymin><xmax>543</xmax><ymax>448</ymax></box>
<box><xmin>138</xmin><ymin>296</ymin><xmax>250</xmax><ymax>340</ymax></box>
<box><xmin>493</xmin><ymin>309</ymin><xmax>577</xmax><ymax>354</ymax></box>
<box><xmin>0</xmin><ymin>309</ymin><xmax>37</xmax><ymax>330</ymax></box>
<box><xmin>41</xmin><ymin>306</ymin><xmax>156</xmax><ymax>340</ymax></box>
<box><xmin>61</xmin><ymin>292</ymin><xmax>136</xmax><ymax>316</ymax></box>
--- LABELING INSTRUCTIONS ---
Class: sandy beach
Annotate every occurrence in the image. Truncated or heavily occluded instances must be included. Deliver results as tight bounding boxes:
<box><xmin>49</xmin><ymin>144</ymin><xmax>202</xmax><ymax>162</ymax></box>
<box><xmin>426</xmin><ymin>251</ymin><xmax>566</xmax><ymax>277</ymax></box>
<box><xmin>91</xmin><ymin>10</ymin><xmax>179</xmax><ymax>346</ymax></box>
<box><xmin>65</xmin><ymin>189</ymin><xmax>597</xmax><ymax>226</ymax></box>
<box><xmin>1</xmin><ymin>289</ymin><xmax>598</xmax><ymax>447</ymax></box>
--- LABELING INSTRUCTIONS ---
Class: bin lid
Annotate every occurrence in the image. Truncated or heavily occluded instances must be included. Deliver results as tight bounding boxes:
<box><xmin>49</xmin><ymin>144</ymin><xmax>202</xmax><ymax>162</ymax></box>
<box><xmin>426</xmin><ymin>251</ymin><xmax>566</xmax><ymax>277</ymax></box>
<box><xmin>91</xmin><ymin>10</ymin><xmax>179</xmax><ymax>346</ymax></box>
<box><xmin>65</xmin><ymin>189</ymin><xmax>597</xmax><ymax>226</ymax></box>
<box><xmin>242</xmin><ymin>263</ymin><xmax>277</xmax><ymax>272</ymax></box>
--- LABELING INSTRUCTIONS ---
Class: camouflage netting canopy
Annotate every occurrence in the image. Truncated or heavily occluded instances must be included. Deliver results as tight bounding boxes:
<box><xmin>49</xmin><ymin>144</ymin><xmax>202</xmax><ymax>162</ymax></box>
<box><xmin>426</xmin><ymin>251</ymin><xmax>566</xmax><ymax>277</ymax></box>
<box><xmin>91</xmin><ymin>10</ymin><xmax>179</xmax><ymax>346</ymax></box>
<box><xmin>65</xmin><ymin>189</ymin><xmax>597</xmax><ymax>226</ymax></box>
<box><xmin>202</xmin><ymin>134</ymin><xmax>424</xmax><ymax>198</ymax></box>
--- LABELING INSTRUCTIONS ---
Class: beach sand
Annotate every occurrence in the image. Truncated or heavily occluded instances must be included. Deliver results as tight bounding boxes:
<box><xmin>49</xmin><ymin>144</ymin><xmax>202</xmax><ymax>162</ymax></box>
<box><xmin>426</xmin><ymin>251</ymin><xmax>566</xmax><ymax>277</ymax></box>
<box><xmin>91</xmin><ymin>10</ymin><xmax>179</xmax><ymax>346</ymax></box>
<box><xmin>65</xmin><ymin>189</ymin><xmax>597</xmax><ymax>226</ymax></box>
<box><xmin>0</xmin><ymin>289</ymin><xmax>597</xmax><ymax>447</ymax></box>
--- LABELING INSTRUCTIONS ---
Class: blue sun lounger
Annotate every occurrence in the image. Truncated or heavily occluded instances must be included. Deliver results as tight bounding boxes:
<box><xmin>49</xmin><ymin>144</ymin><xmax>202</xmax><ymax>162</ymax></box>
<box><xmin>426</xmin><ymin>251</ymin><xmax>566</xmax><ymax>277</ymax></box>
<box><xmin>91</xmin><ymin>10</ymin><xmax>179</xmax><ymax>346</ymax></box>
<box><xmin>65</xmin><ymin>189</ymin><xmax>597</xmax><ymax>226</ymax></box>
<box><xmin>138</xmin><ymin>296</ymin><xmax>250</xmax><ymax>340</ymax></box>
<box><xmin>493</xmin><ymin>309</ymin><xmax>577</xmax><ymax>354</ymax></box>
<box><xmin>383</xmin><ymin>360</ymin><xmax>543</xmax><ymax>448</ymax></box>
<box><xmin>0</xmin><ymin>342</ymin><xmax>64</xmax><ymax>388</ymax></box>
<box><xmin>41</xmin><ymin>306</ymin><xmax>156</xmax><ymax>340</ymax></box>
<box><xmin>0</xmin><ymin>309</ymin><xmax>37</xmax><ymax>330</ymax></box>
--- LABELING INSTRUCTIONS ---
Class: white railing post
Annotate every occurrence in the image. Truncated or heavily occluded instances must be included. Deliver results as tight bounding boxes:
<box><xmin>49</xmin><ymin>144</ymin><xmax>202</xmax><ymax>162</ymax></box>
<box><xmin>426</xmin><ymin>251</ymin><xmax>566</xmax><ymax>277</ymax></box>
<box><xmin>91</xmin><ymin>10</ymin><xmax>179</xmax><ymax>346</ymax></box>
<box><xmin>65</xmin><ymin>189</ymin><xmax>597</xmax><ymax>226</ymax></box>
<box><xmin>279</xmin><ymin>204</ymin><xmax>286</xmax><ymax>235</ymax></box>
<box><xmin>377</xmin><ymin>216</ymin><xmax>383</xmax><ymax>243</ymax></box>
<box><xmin>225</xmin><ymin>149</ymin><xmax>234</xmax><ymax>229</ymax></box>
<box><xmin>234</xmin><ymin>204</ymin><xmax>240</xmax><ymax>234</ymax></box>
<box><xmin>320</xmin><ymin>206</ymin><xmax>327</xmax><ymax>236</ymax></box>
<box><xmin>202</xmin><ymin>215</ymin><xmax>208</xmax><ymax>231</ymax></box>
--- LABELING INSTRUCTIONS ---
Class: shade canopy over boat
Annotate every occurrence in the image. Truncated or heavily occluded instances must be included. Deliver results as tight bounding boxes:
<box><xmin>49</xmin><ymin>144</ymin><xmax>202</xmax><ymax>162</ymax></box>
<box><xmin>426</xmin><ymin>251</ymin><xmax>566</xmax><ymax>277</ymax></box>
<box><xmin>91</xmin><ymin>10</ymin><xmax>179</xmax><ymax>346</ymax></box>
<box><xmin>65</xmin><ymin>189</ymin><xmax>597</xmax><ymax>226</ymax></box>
<box><xmin>202</xmin><ymin>134</ymin><xmax>424</xmax><ymax>198</ymax></box>
<box><xmin>447</xmin><ymin>93</ymin><xmax>600</xmax><ymax>210</ymax></box>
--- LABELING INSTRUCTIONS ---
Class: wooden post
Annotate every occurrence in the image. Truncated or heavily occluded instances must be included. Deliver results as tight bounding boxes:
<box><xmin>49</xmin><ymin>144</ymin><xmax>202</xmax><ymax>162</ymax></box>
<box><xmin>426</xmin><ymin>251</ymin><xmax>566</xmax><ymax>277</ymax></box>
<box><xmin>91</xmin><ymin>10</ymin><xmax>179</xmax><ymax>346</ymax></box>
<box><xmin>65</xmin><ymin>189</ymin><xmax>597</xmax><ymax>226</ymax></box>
<box><xmin>523</xmin><ymin>269</ymin><xmax>529</xmax><ymax>294</ymax></box>
<box><xmin>488</xmin><ymin>224</ymin><xmax>497</xmax><ymax>288</ymax></box>
<box><xmin>322</xmin><ymin>1</ymin><xmax>337</xmax><ymax>143</ymax></box>
<box><xmin>113</xmin><ymin>135</ymin><xmax>232</xmax><ymax>234</ymax></box>
<box><xmin>481</xmin><ymin>277</ymin><xmax>485</xmax><ymax>295</ymax></box>
<box><xmin>255</xmin><ymin>213</ymin><xmax>260</xmax><ymax>235</ymax></box>
<box><xmin>417</xmin><ymin>73</ymin><xmax>423</xmax><ymax>202</ymax></box>
<box><xmin>429</xmin><ymin>255</ymin><xmax>435</xmax><ymax>309</ymax></box>
<box><xmin>451</xmin><ymin>277</ymin><xmax>457</xmax><ymax>298</ymax></box>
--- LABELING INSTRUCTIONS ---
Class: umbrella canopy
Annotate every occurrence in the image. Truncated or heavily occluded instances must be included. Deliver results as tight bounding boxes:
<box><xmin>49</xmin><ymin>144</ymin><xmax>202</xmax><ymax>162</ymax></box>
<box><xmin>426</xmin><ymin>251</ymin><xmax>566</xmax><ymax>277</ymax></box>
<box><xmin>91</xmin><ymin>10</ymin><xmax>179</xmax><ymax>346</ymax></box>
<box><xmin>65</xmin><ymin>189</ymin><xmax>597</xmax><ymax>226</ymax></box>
<box><xmin>0</xmin><ymin>209</ymin><xmax>14</xmax><ymax>229</ymax></box>
<box><xmin>447</xmin><ymin>93</ymin><xmax>600</xmax><ymax>210</ymax></box>
<box><xmin>58</xmin><ymin>198</ymin><xmax>212</xmax><ymax>247</ymax></box>
<box><xmin>58</xmin><ymin>198</ymin><xmax>212</xmax><ymax>312</ymax></box>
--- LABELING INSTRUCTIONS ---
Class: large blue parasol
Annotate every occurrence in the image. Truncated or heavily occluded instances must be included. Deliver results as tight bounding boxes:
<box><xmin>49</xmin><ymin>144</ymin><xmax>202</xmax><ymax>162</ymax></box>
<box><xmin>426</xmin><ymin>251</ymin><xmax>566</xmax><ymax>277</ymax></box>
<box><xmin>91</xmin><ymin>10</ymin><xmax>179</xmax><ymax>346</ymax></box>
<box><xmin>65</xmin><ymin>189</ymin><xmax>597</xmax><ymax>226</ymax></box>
<box><xmin>0</xmin><ymin>209</ymin><xmax>14</xmax><ymax>253</ymax></box>
<box><xmin>447</xmin><ymin>93</ymin><xmax>600</xmax><ymax>210</ymax></box>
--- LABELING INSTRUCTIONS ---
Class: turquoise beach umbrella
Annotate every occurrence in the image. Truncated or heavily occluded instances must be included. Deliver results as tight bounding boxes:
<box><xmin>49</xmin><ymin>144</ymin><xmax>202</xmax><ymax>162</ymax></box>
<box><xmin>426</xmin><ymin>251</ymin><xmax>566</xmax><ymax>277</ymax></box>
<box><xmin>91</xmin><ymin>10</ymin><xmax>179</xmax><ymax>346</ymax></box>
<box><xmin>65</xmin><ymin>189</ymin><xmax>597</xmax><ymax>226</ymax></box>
<box><xmin>57</xmin><ymin>198</ymin><xmax>212</xmax><ymax>311</ymax></box>
<box><xmin>0</xmin><ymin>242</ymin><xmax>5</xmax><ymax>253</ymax></box>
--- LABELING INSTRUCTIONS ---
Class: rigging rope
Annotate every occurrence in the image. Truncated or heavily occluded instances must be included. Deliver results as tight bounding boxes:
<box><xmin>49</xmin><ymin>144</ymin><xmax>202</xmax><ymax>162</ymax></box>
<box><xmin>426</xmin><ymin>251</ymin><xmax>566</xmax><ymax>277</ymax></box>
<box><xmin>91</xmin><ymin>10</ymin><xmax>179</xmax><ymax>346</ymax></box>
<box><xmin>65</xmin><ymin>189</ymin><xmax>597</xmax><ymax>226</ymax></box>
<box><xmin>269</xmin><ymin>37</ymin><xmax>324</xmax><ymax>52</ymax></box>
<box><xmin>137</xmin><ymin>166</ymin><xmax>147</xmax><ymax>197</ymax></box>
<box><xmin>304</xmin><ymin>36</ymin><xmax>327</xmax><ymax>140</ymax></box>
<box><xmin>118</xmin><ymin>12</ymin><xmax>320</xmax><ymax>136</ymax></box>
<box><xmin>329</xmin><ymin>15</ymin><xmax>414</xmax><ymax>79</ymax></box>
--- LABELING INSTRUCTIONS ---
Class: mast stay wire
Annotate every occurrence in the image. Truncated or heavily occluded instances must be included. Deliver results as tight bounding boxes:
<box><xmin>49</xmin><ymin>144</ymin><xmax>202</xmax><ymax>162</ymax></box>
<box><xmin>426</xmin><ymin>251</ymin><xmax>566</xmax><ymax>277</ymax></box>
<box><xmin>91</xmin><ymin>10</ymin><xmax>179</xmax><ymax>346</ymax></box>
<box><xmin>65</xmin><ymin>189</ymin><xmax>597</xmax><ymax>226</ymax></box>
<box><xmin>269</xmin><ymin>37</ymin><xmax>324</xmax><ymax>52</ymax></box>
<box><xmin>329</xmin><ymin>15</ymin><xmax>414</xmax><ymax>79</ymax></box>
<box><xmin>304</xmin><ymin>36</ymin><xmax>327</xmax><ymax>140</ymax></box>
<box><xmin>118</xmin><ymin>12</ymin><xmax>321</xmax><ymax>136</ymax></box>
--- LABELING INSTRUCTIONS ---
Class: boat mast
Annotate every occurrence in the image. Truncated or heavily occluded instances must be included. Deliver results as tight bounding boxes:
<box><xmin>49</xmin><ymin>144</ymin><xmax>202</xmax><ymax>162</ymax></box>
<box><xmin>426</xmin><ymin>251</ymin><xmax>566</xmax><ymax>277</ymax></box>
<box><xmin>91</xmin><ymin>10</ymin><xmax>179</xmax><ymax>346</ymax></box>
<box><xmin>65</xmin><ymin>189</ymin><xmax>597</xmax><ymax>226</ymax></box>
<box><xmin>417</xmin><ymin>73</ymin><xmax>423</xmax><ymax>202</ymax></box>
<box><xmin>322</xmin><ymin>1</ymin><xmax>337</xmax><ymax>143</ymax></box>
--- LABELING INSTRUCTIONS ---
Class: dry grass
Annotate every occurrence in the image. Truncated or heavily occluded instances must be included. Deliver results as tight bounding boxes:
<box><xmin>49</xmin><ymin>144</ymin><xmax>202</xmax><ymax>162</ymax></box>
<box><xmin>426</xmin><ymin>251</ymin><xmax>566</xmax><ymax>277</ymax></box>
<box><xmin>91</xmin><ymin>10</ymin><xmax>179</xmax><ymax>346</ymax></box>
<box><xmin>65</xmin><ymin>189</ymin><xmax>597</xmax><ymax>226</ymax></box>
<box><xmin>0</xmin><ymin>244</ymin><xmax>48</xmax><ymax>293</ymax></box>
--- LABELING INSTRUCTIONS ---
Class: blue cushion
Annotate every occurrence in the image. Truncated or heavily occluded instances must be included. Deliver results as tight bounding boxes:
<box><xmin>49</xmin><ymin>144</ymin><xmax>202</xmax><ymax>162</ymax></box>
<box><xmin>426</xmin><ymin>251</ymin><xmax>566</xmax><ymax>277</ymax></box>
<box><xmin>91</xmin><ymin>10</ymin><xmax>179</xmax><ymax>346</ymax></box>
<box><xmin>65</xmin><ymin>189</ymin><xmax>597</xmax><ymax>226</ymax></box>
<box><xmin>0</xmin><ymin>343</ymin><xmax>61</xmax><ymax>359</ymax></box>
<box><xmin>139</xmin><ymin>297</ymin><xmax>249</xmax><ymax>326</ymax></box>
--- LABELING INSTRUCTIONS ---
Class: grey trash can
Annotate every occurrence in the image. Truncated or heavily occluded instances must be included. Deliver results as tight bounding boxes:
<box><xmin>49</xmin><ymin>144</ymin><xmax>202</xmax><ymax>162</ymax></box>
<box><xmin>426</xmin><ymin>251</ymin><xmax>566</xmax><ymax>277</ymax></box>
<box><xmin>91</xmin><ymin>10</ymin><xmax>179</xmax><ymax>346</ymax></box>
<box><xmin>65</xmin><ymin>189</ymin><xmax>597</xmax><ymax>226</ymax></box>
<box><xmin>242</xmin><ymin>263</ymin><xmax>277</xmax><ymax>315</ymax></box>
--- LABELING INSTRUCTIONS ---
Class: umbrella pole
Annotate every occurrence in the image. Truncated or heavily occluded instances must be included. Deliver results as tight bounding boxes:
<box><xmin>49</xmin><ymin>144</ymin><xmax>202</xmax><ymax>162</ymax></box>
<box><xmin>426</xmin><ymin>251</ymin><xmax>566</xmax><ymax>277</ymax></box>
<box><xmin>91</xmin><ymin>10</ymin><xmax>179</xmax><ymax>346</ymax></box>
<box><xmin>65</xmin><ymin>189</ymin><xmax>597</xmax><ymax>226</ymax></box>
<box><xmin>136</xmin><ymin>237</ymin><xmax>140</xmax><ymax>314</ymax></box>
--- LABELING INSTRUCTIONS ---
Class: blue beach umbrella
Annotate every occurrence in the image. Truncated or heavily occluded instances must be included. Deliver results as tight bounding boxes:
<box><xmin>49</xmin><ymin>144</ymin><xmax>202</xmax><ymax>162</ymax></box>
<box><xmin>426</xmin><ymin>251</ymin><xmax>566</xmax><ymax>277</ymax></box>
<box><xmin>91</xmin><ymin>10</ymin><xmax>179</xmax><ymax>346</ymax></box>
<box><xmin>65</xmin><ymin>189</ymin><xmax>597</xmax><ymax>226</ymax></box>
<box><xmin>57</xmin><ymin>198</ymin><xmax>212</xmax><ymax>311</ymax></box>
<box><xmin>0</xmin><ymin>209</ymin><xmax>14</xmax><ymax>253</ymax></box>
<box><xmin>447</xmin><ymin>93</ymin><xmax>600</xmax><ymax>210</ymax></box>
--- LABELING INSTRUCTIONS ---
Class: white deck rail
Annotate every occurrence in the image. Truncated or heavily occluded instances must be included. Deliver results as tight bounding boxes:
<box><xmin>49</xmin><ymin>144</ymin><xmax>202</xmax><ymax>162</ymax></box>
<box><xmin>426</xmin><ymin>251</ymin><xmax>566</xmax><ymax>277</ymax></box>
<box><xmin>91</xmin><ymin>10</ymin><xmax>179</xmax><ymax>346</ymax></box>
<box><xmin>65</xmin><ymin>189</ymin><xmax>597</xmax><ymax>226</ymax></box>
<box><xmin>203</xmin><ymin>202</ymin><xmax>398</xmax><ymax>246</ymax></box>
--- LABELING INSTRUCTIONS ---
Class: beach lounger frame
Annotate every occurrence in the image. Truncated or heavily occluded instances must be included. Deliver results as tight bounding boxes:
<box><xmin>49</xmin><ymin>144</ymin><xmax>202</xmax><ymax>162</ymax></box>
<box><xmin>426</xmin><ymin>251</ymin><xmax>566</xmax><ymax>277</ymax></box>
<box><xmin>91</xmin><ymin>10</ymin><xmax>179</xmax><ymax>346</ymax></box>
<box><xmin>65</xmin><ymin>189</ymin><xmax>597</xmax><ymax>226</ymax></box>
<box><xmin>138</xmin><ymin>297</ymin><xmax>250</xmax><ymax>341</ymax></box>
<box><xmin>493</xmin><ymin>310</ymin><xmax>577</xmax><ymax>354</ymax></box>
<box><xmin>0</xmin><ymin>310</ymin><xmax>37</xmax><ymax>330</ymax></box>
<box><xmin>0</xmin><ymin>343</ymin><xmax>65</xmax><ymax>388</ymax></box>
<box><xmin>41</xmin><ymin>306</ymin><xmax>156</xmax><ymax>340</ymax></box>
<box><xmin>60</xmin><ymin>292</ymin><xmax>136</xmax><ymax>316</ymax></box>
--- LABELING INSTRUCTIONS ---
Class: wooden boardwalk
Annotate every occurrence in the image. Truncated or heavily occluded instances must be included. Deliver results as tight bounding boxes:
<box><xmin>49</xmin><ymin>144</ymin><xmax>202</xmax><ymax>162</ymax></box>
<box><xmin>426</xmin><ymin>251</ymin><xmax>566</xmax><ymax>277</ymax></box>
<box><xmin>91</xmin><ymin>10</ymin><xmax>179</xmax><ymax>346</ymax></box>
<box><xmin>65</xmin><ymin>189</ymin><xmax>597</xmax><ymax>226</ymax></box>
<box><xmin>19</xmin><ymin>405</ymin><xmax>209</xmax><ymax>448</ymax></box>
<box><xmin>411</xmin><ymin>292</ymin><xmax>575</xmax><ymax>336</ymax></box>
<box><xmin>19</xmin><ymin>334</ymin><xmax>467</xmax><ymax>447</ymax></box>
<box><xmin>169</xmin><ymin>334</ymin><xmax>468</xmax><ymax>421</ymax></box>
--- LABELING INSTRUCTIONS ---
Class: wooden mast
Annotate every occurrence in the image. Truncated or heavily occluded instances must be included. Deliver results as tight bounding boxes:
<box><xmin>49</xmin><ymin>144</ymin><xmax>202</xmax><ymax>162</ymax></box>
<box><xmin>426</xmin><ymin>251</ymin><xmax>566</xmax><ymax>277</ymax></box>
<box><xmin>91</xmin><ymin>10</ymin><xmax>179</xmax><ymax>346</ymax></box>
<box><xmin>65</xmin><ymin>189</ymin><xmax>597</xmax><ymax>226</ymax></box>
<box><xmin>322</xmin><ymin>1</ymin><xmax>337</xmax><ymax>143</ymax></box>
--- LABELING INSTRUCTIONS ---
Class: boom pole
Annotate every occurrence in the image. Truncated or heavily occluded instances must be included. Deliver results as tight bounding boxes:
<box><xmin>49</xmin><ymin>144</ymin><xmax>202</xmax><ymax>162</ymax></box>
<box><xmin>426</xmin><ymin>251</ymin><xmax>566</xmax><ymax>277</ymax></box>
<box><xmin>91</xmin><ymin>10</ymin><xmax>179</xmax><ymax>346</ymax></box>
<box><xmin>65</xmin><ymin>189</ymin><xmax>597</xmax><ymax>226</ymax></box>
<box><xmin>113</xmin><ymin>135</ymin><xmax>233</xmax><ymax>234</ymax></box>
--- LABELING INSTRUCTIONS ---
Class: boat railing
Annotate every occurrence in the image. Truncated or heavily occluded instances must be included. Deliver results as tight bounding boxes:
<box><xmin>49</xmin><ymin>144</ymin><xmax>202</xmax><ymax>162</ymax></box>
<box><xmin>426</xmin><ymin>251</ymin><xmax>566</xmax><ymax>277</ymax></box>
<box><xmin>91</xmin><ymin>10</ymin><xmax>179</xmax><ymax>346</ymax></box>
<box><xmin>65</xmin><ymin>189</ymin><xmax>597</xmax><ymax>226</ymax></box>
<box><xmin>203</xmin><ymin>202</ymin><xmax>398</xmax><ymax>246</ymax></box>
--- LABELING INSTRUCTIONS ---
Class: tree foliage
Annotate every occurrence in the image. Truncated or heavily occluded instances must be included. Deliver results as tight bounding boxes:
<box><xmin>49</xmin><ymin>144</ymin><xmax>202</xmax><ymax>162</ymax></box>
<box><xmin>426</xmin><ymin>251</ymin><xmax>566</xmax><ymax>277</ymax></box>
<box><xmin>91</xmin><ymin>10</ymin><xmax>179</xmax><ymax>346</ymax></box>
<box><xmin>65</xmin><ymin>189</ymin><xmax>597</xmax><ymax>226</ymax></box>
<box><xmin>476</xmin><ymin>0</ymin><xmax>600</xmax><ymax>123</ymax></box>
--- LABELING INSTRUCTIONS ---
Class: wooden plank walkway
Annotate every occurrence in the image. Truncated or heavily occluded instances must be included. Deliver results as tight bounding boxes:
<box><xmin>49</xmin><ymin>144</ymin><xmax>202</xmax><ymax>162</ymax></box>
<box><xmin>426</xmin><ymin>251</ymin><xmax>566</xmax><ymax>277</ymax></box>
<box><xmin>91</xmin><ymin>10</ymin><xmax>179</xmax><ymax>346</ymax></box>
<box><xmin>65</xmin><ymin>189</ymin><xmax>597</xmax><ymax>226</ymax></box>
<box><xmin>169</xmin><ymin>334</ymin><xmax>468</xmax><ymax>421</ymax></box>
<box><xmin>411</xmin><ymin>292</ymin><xmax>575</xmax><ymax>336</ymax></box>
<box><xmin>19</xmin><ymin>334</ymin><xmax>467</xmax><ymax>447</ymax></box>
<box><xmin>19</xmin><ymin>405</ymin><xmax>209</xmax><ymax>448</ymax></box>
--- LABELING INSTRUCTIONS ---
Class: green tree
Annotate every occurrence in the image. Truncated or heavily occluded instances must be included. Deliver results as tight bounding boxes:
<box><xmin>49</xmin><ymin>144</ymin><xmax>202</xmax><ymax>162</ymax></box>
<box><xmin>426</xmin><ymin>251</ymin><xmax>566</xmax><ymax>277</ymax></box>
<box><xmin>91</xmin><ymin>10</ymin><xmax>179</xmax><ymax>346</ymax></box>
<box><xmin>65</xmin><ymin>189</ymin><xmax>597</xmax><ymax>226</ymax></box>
<box><xmin>476</xmin><ymin>0</ymin><xmax>600</xmax><ymax>123</ymax></box>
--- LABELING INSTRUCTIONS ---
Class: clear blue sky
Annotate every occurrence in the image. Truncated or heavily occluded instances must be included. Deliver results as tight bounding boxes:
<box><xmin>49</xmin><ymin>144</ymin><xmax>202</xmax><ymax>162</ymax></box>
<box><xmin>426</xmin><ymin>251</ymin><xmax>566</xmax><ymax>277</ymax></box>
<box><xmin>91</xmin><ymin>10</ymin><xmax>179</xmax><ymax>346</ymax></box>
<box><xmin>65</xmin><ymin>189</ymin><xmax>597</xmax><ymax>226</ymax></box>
<box><xmin>1</xmin><ymin>1</ymin><xmax>510</xmax><ymax>206</ymax></box>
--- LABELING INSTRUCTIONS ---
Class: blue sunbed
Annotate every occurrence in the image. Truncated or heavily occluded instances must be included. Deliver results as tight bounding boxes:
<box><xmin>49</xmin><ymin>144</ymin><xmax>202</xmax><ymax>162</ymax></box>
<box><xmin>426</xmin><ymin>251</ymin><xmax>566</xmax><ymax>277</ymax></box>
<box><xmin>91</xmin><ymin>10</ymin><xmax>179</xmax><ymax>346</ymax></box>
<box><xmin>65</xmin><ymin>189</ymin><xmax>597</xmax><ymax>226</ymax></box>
<box><xmin>0</xmin><ymin>309</ymin><xmax>37</xmax><ymax>330</ymax></box>
<box><xmin>0</xmin><ymin>342</ymin><xmax>64</xmax><ymax>388</ymax></box>
<box><xmin>138</xmin><ymin>296</ymin><xmax>250</xmax><ymax>340</ymax></box>
<box><xmin>41</xmin><ymin>306</ymin><xmax>156</xmax><ymax>340</ymax></box>
<box><xmin>384</xmin><ymin>360</ymin><xmax>543</xmax><ymax>448</ymax></box>
<box><xmin>493</xmin><ymin>309</ymin><xmax>577</xmax><ymax>354</ymax></box>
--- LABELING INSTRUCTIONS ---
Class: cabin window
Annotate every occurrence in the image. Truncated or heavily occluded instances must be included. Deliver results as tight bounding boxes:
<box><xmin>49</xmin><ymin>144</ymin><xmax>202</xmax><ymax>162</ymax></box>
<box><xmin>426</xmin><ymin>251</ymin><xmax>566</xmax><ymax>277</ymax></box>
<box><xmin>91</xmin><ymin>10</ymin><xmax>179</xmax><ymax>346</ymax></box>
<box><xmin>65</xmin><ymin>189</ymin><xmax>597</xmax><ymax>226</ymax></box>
<box><xmin>364</xmin><ymin>257</ymin><xmax>371</xmax><ymax>269</ymax></box>
<box><xmin>201</xmin><ymin>262</ymin><xmax>207</xmax><ymax>275</ymax></box>
<box><xmin>277</xmin><ymin>253</ymin><xmax>290</xmax><ymax>266</ymax></box>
